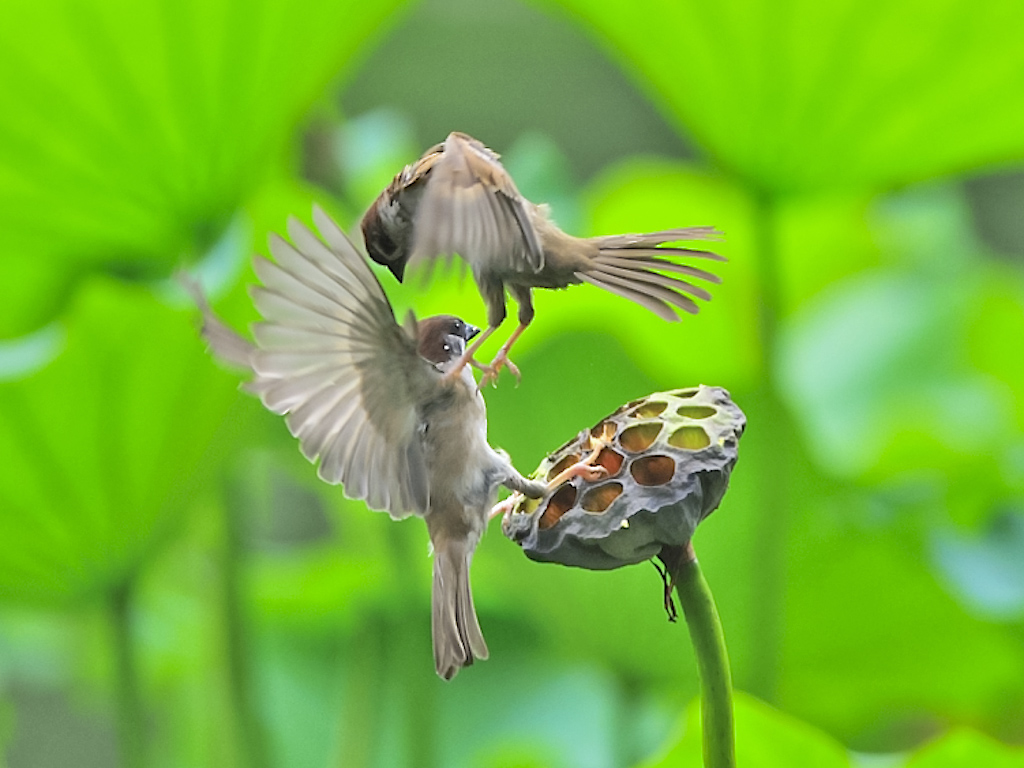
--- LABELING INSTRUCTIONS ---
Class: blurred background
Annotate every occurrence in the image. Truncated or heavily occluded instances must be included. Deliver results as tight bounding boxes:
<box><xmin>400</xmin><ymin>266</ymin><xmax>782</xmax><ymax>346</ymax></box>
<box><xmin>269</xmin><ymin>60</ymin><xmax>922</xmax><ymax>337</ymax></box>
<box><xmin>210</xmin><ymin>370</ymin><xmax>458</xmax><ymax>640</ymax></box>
<box><xmin>1</xmin><ymin>0</ymin><xmax>1023</xmax><ymax>765</ymax></box>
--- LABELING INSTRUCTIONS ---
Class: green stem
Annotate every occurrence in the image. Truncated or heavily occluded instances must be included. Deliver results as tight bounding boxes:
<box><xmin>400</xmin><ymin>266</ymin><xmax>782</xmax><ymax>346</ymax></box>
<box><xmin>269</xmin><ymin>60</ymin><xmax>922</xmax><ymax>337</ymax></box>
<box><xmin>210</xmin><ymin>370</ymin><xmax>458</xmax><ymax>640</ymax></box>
<box><xmin>223</xmin><ymin>475</ymin><xmax>271</xmax><ymax>768</ymax></box>
<box><xmin>384</xmin><ymin>522</ymin><xmax>437</xmax><ymax>768</ymax></box>
<box><xmin>746</xmin><ymin>190</ymin><xmax>790</xmax><ymax>701</ymax></box>
<box><xmin>670</xmin><ymin>543</ymin><xmax>735</xmax><ymax>768</ymax></box>
<box><xmin>108</xmin><ymin>579</ymin><xmax>145</xmax><ymax>768</ymax></box>
<box><xmin>336</xmin><ymin>614</ymin><xmax>384</xmax><ymax>768</ymax></box>
<box><xmin>752</xmin><ymin>189</ymin><xmax>783</xmax><ymax>374</ymax></box>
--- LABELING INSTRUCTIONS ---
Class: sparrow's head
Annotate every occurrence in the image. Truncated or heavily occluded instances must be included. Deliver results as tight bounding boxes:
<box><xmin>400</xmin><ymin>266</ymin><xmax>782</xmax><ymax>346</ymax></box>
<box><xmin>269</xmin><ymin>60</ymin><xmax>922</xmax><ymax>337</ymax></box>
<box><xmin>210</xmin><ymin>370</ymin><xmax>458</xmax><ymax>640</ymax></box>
<box><xmin>361</xmin><ymin>191</ymin><xmax>407</xmax><ymax>282</ymax></box>
<box><xmin>416</xmin><ymin>315</ymin><xmax>480</xmax><ymax>369</ymax></box>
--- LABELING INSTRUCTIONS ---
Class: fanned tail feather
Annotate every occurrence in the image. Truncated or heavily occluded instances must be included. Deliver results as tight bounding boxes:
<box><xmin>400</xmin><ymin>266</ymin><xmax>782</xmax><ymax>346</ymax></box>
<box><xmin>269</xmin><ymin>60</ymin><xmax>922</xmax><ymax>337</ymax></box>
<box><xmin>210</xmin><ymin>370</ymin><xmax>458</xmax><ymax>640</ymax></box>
<box><xmin>577</xmin><ymin>228</ymin><xmax>726</xmax><ymax>321</ymax></box>
<box><xmin>595</xmin><ymin>226</ymin><xmax>725</xmax><ymax>250</ymax></box>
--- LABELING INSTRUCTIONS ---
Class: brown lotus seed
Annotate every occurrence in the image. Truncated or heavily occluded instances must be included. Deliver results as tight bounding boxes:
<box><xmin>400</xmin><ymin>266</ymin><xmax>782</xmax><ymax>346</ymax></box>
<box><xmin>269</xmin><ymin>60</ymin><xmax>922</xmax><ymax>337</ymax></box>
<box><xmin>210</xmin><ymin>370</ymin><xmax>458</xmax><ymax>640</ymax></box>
<box><xmin>620</xmin><ymin>422</ymin><xmax>662</xmax><ymax>452</ymax></box>
<box><xmin>678</xmin><ymin>405</ymin><xmax>716</xmax><ymax>419</ymax></box>
<box><xmin>581</xmin><ymin>482</ymin><xmax>624</xmax><ymax>513</ymax></box>
<box><xmin>668</xmin><ymin>425</ymin><xmax>711</xmax><ymax>450</ymax></box>
<box><xmin>538</xmin><ymin>483</ymin><xmax>578</xmax><ymax>530</ymax></box>
<box><xmin>630</xmin><ymin>455</ymin><xmax>676</xmax><ymax>486</ymax></box>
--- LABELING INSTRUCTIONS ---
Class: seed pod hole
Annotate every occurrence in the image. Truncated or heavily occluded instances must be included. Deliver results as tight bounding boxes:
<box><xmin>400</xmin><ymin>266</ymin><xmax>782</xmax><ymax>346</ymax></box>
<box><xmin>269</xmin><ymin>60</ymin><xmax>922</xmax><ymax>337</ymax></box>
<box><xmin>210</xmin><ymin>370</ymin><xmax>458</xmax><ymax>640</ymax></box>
<box><xmin>668</xmin><ymin>425</ymin><xmax>711</xmax><ymax>450</ymax></box>
<box><xmin>620</xmin><ymin>422</ymin><xmax>662</xmax><ymax>452</ymax></box>
<box><xmin>581</xmin><ymin>482</ymin><xmax>623</xmax><ymax>513</ymax></box>
<box><xmin>630</xmin><ymin>401</ymin><xmax>667</xmax><ymax>418</ymax></box>
<box><xmin>670</xmin><ymin>388</ymin><xmax>699</xmax><ymax>398</ymax></box>
<box><xmin>590</xmin><ymin>419</ymin><xmax>615</xmax><ymax>439</ymax></box>
<box><xmin>547</xmin><ymin>452</ymin><xmax>582</xmax><ymax>482</ymax></box>
<box><xmin>596</xmin><ymin>447</ymin><xmax>624</xmax><ymax>476</ymax></box>
<box><xmin>620</xmin><ymin>398</ymin><xmax>646</xmax><ymax>414</ymax></box>
<box><xmin>678</xmin><ymin>405</ymin><xmax>716</xmax><ymax>419</ymax></box>
<box><xmin>630</xmin><ymin>455</ymin><xmax>676</xmax><ymax>486</ymax></box>
<box><xmin>538</xmin><ymin>483</ymin><xmax>578</xmax><ymax>530</ymax></box>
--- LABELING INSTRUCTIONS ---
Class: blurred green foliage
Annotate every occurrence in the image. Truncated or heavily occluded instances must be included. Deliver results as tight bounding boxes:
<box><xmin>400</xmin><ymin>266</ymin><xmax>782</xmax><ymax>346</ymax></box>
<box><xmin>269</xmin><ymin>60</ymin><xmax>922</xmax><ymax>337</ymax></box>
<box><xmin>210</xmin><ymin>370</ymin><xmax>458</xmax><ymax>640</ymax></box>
<box><xmin>1</xmin><ymin>0</ymin><xmax>1023</xmax><ymax>766</ymax></box>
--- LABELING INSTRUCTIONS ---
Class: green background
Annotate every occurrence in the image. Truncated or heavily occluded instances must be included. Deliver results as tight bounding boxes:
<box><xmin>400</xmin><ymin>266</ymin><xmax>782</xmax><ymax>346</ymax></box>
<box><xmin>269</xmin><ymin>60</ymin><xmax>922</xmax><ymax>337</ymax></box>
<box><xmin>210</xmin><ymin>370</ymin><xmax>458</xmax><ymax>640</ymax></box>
<box><xmin>1</xmin><ymin>0</ymin><xmax>1023</xmax><ymax>765</ymax></box>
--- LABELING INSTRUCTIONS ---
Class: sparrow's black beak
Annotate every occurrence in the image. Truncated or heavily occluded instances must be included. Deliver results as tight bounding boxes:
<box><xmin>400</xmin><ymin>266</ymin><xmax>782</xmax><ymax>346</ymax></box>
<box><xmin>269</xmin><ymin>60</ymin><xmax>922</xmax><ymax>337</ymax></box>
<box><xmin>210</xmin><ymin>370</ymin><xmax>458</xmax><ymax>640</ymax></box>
<box><xmin>386</xmin><ymin>261</ymin><xmax>406</xmax><ymax>282</ymax></box>
<box><xmin>463</xmin><ymin>323</ymin><xmax>480</xmax><ymax>341</ymax></box>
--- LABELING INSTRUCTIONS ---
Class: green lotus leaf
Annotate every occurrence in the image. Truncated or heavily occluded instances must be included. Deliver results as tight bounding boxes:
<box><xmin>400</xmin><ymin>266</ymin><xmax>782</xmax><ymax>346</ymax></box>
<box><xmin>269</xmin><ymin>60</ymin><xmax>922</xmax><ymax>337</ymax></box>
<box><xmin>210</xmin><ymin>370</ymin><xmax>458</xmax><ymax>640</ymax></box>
<box><xmin>0</xmin><ymin>277</ymin><xmax>242</xmax><ymax>604</ymax></box>
<box><xmin>0</xmin><ymin>0</ymin><xmax>406</xmax><ymax>336</ymax></box>
<box><xmin>640</xmin><ymin>692</ymin><xmax>850</xmax><ymax>767</ymax></box>
<box><xmin>540</xmin><ymin>0</ymin><xmax>1024</xmax><ymax>194</ymax></box>
<box><xmin>906</xmin><ymin>729</ymin><xmax>1024</xmax><ymax>768</ymax></box>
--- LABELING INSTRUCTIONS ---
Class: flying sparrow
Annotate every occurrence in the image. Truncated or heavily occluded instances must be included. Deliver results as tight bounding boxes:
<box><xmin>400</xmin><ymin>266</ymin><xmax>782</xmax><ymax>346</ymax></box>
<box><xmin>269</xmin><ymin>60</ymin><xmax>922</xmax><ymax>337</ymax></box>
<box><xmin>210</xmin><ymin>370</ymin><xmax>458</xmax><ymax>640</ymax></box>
<box><xmin>361</xmin><ymin>131</ymin><xmax>725</xmax><ymax>384</ymax></box>
<box><xmin>184</xmin><ymin>207</ymin><xmax>606</xmax><ymax>679</ymax></box>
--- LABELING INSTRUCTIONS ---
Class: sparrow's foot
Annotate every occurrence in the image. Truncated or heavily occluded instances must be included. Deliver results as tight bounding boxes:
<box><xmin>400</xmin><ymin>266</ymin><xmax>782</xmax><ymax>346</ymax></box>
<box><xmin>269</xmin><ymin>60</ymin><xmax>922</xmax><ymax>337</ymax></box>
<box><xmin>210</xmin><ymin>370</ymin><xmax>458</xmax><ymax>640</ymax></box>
<box><xmin>546</xmin><ymin>457</ymin><xmax>610</xmax><ymax>490</ymax></box>
<box><xmin>443</xmin><ymin>325</ymin><xmax>496</xmax><ymax>385</ymax></box>
<box><xmin>586</xmin><ymin>422</ymin><xmax>616</xmax><ymax>453</ymax></box>
<box><xmin>489</xmin><ymin>493</ymin><xmax>522</xmax><ymax>521</ymax></box>
<box><xmin>442</xmin><ymin>352</ymin><xmax>485</xmax><ymax>384</ymax></box>
<box><xmin>479</xmin><ymin>350</ymin><xmax>521</xmax><ymax>388</ymax></box>
<box><xmin>544</xmin><ymin>422</ymin><xmax>616</xmax><ymax>489</ymax></box>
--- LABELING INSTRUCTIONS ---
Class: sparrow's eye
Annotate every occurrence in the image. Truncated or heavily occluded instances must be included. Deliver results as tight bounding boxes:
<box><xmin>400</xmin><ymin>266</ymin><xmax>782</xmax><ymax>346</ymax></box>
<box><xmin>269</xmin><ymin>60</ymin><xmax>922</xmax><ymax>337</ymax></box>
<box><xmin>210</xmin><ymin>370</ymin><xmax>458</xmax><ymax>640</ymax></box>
<box><xmin>442</xmin><ymin>343</ymin><xmax>451</xmax><ymax>353</ymax></box>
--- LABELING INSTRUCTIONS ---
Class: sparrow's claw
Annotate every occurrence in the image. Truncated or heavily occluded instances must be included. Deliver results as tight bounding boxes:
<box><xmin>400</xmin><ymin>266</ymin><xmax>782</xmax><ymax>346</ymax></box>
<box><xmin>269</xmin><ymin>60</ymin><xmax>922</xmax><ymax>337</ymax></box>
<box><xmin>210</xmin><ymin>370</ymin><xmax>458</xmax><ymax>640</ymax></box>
<box><xmin>443</xmin><ymin>326</ymin><xmax>496</xmax><ymax>385</ymax></box>
<box><xmin>588</xmin><ymin>422</ymin><xmax>616</xmax><ymax>452</ymax></box>
<box><xmin>478</xmin><ymin>351</ymin><xmax>521</xmax><ymax>389</ymax></box>
<box><xmin>544</xmin><ymin>422</ymin><xmax>616</xmax><ymax>489</ymax></box>
<box><xmin>489</xmin><ymin>493</ymin><xmax>522</xmax><ymax>521</ymax></box>
<box><xmin>546</xmin><ymin>458</ymin><xmax>609</xmax><ymax>490</ymax></box>
<box><xmin>443</xmin><ymin>353</ymin><xmax>486</xmax><ymax>384</ymax></box>
<box><xmin>558</xmin><ymin>461</ymin><xmax>608</xmax><ymax>485</ymax></box>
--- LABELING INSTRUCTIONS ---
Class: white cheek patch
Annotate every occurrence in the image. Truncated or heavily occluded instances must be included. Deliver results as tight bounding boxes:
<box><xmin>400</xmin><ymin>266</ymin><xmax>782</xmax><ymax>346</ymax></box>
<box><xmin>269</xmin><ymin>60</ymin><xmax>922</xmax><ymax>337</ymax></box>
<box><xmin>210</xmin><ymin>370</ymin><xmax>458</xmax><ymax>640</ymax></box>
<box><xmin>447</xmin><ymin>335</ymin><xmax>465</xmax><ymax>359</ymax></box>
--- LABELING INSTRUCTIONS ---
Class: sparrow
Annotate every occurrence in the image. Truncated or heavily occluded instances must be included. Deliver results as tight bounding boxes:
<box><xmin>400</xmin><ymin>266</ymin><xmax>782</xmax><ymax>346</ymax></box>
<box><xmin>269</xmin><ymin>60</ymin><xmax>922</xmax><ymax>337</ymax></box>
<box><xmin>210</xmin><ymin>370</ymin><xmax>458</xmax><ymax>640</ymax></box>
<box><xmin>361</xmin><ymin>131</ymin><xmax>726</xmax><ymax>384</ymax></box>
<box><xmin>184</xmin><ymin>206</ymin><xmax>605</xmax><ymax>679</ymax></box>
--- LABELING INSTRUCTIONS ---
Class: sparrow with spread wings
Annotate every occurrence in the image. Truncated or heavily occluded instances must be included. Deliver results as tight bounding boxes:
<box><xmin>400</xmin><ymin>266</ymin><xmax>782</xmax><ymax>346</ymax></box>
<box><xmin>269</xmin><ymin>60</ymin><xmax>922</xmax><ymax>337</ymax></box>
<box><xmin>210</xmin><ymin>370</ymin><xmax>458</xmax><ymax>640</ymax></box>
<box><xmin>185</xmin><ymin>207</ymin><xmax>605</xmax><ymax>679</ymax></box>
<box><xmin>362</xmin><ymin>131</ymin><xmax>725</xmax><ymax>384</ymax></box>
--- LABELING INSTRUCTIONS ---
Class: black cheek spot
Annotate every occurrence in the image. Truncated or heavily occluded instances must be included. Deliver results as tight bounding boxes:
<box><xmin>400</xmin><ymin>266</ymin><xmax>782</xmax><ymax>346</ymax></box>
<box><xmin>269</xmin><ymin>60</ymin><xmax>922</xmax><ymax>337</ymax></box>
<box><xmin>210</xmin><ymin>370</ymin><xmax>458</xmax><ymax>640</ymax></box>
<box><xmin>363</xmin><ymin>220</ymin><xmax>397</xmax><ymax>263</ymax></box>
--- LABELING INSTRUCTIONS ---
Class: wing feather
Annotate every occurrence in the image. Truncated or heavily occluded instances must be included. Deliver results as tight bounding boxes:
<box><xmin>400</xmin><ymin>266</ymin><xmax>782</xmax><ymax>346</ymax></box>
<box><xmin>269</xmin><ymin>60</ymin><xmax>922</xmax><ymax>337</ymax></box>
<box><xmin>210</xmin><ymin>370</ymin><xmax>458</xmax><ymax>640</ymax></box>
<box><xmin>246</xmin><ymin>209</ymin><xmax>437</xmax><ymax>518</ymax></box>
<box><xmin>411</xmin><ymin>132</ymin><xmax>544</xmax><ymax>273</ymax></box>
<box><xmin>250</xmin><ymin>286</ymin><xmax>350</xmax><ymax>335</ymax></box>
<box><xmin>300</xmin><ymin>394</ymin><xmax>361</xmax><ymax>464</ymax></box>
<box><xmin>190</xmin><ymin>208</ymin><xmax>435</xmax><ymax>519</ymax></box>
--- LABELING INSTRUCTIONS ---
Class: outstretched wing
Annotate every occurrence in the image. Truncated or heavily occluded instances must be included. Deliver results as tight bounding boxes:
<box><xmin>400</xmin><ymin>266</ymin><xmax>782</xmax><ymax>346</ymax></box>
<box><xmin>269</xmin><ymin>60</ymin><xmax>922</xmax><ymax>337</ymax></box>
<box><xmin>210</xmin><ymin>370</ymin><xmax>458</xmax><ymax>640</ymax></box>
<box><xmin>411</xmin><ymin>131</ymin><xmax>544</xmax><ymax>273</ymax></box>
<box><xmin>249</xmin><ymin>206</ymin><xmax>435</xmax><ymax>519</ymax></box>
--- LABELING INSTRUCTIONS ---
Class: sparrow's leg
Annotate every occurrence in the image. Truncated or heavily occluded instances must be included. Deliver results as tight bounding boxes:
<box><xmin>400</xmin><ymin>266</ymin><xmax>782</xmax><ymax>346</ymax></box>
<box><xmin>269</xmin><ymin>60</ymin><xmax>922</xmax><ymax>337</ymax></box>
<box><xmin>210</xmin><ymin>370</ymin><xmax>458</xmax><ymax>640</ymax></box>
<box><xmin>479</xmin><ymin>323</ymin><xmax>526</xmax><ymax>387</ymax></box>
<box><xmin>480</xmin><ymin>286</ymin><xmax>533</xmax><ymax>387</ymax></box>
<box><xmin>443</xmin><ymin>325</ymin><xmax>497</xmax><ymax>383</ymax></box>
<box><xmin>488</xmin><ymin>458</ymin><xmax>606</xmax><ymax>521</ymax></box>
<box><xmin>489</xmin><ymin>424</ymin><xmax>616</xmax><ymax>520</ymax></box>
<box><xmin>446</xmin><ymin>279</ymin><xmax>508</xmax><ymax>384</ymax></box>
<box><xmin>489</xmin><ymin>494</ymin><xmax>520</xmax><ymax>521</ymax></box>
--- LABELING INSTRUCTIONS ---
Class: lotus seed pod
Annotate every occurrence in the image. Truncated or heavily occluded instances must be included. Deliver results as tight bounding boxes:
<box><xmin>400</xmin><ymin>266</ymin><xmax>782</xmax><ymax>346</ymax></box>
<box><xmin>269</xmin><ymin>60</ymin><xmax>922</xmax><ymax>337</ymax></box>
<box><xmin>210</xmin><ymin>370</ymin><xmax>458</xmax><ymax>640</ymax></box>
<box><xmin>502</xmin><ymin>385</ymin><xmax>745</xmax><ymax>570</ymax></box>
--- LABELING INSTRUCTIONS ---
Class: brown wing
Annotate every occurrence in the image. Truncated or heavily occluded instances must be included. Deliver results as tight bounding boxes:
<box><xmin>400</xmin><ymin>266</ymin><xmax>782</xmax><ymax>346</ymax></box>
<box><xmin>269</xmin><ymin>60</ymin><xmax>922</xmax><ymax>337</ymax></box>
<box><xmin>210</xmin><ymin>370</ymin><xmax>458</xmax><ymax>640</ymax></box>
<box><xmin>410</xmin><ymin>131</ymin><xmax>544</xmax><ymax>273</ymax></box>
